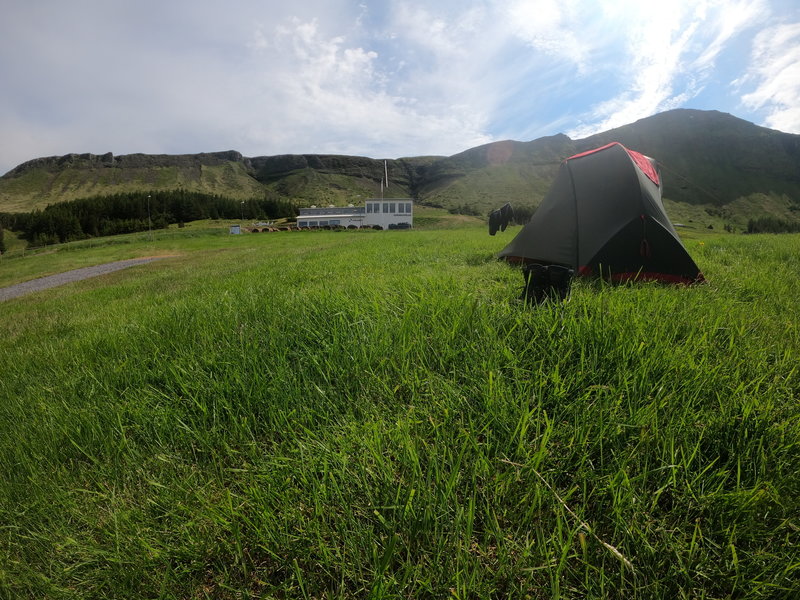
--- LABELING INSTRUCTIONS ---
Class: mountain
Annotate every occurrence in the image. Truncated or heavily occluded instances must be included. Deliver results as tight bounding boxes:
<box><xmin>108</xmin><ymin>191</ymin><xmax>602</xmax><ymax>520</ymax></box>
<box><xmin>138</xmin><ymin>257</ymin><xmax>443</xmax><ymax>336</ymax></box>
<box><xmin>578</xmin><ymin>110</ymin><xmax>800</xmax><ymax>208</ymax></box>
<box><xmin>2</xmin><ymin>109</ymin><xmax>799</xmax><ymax>229</ymax></box>
<box><xmin>0</xmin><ymin>151</ymin><xmax>265</xmax><ymax>213</ymax></box>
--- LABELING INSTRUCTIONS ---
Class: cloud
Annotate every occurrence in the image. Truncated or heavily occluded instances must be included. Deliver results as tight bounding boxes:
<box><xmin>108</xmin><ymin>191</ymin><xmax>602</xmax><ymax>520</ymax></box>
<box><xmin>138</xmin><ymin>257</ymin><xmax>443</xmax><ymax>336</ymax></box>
<box><xmin>504</xmin><ymin>0</ymin><xmax>591</xmax><ymax>72</ymax></box>
<box><xmin>0</xmin><ymin>1</ymin><xmax>498</xmax><ymax>174</ymax></box>
<box><xmin>738</xmin><ymin>22</ymin><xmax>800</xmax><ymax>133</ymax></box>
<box><xmin>0</xmin><ymin>0</ymin><xmax>795</xmax><ymax>176</ymax></box>
<box><xmin>691</xmin><ymin>0</ymin><xmax>770</xmax><ymax>73</ymax></box>
<box><xmin>566</xmin><ymin>0</ymin><xmax>770</xmax><ymax>139</ymax></box>
<box><xmin>239</xmin><ymin>14</ymin><xmax>494</xmax><ymax>158</ymax></box>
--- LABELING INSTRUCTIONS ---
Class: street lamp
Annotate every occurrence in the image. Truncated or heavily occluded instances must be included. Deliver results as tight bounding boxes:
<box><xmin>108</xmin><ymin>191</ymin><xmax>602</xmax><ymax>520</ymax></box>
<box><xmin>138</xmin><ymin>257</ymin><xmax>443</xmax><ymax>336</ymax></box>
<box><xmin>241</xmin><ymin>201</ymin><xmax>245</xmax><ymax>222</ymax></box>
<box><xmin>147</xmin><ymin>194</ymin><xmax>152</xmax><ymax>240</ymax></box>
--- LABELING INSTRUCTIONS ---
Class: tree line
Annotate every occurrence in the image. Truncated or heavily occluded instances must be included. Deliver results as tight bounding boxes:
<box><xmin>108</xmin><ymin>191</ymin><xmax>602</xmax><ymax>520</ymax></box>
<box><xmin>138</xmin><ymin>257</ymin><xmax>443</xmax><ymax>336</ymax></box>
<box><xmin>746</xmin><ymin>216</ymin><xmax>800</xmax><ymax>234</ymax></box>
<box><xmin>0</xmin><ymin>190</ymin><xmax>297</xmax><ymax>247</ymax></box>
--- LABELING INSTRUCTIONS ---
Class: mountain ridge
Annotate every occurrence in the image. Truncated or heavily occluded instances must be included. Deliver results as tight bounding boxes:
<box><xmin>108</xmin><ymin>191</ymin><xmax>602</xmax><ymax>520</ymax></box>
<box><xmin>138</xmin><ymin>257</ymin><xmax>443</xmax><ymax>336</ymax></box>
<box><xmin>2</xmin><ymin>109</ymin><xmax>799</xmax><ymax>228</ymax></box>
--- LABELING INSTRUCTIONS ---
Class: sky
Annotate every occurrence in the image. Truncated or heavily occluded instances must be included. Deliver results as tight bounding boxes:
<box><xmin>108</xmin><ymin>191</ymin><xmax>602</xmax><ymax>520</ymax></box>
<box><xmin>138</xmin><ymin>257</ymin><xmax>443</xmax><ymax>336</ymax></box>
<box><xmin>1</xmin><ymin>0</ymin><xmax>799</xmax><ymax>175</ymax></box>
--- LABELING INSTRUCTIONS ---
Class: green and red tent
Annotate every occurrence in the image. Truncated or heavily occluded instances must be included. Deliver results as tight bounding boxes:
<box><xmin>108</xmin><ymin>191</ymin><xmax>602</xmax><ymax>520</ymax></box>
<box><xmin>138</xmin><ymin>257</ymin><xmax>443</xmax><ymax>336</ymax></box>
<box><xmin>498</xmin><ymin>142</ymin><xmax>703</xmax><ymax>284</ymax></box>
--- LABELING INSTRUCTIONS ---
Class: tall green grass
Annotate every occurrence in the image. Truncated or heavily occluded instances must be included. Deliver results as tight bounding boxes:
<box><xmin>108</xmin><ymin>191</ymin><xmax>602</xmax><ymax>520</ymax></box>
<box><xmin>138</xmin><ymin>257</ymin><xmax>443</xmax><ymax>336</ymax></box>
<box><xmin>1</xmin><ymin>228</ymin><xmax>799</xmax><ymax>598</ymax></box>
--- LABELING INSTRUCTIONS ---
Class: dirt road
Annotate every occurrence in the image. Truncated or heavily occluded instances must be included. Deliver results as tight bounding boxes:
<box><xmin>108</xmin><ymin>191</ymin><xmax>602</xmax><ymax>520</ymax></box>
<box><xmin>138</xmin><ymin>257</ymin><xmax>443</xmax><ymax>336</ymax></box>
<box><xmin>0</xmin><ymin>257</ymin><xmax>169</xmax><ymax>302</ymax></box>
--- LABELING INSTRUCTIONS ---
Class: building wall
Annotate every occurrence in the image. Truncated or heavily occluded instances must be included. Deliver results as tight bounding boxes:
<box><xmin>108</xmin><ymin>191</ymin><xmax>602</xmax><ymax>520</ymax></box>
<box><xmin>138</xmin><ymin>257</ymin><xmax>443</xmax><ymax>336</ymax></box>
<box><xmin>297</xmin><ymin>199</ymin><xmax>413</xmax><ymax>229</ymax></box>
<box><xmin>362</xmin><ymin>199</ymin><xmax>413</xmax><ymax>229</ymax></box>
<box><xmin>296</xmin><ymin>214</ymin><xmax>366</xmax><ymax>228</ymax></box>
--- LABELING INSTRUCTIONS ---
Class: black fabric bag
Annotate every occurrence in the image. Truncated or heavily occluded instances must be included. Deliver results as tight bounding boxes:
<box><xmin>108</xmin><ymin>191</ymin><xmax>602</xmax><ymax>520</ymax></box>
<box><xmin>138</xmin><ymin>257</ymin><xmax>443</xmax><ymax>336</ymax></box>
<box><xmin>521</xmin><ymin>263</ymin><xmax>574</xmax><ymax>304</ymax></box>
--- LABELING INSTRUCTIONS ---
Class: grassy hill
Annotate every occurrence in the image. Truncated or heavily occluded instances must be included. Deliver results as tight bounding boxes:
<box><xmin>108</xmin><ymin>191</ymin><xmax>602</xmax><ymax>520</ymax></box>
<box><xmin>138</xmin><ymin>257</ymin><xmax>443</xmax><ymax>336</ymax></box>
<box><xmin>576</xmin><ymin>110</ymin><xmax>800</xmax><ymax>231</ymax></box>
<box><xmin>0</xmin><ymin>151</ymin><xmax>266</xmax><ymax>211</ymax></box>
<box><xmin>250</xmin><ymin>154</ymin><xmax>440</xmax><ymax>207</ymax></box>
<box><xmin>413</xmin><ymin>137</ymin><xmax>570</xmax><ymax>214</ymax></box>
<box><xmin>1</xmin><ymin>226</ymin><xmax>798</xmax><ymax>597</ymax></box>
<box><xmin>580</xmin><ymin>110</ymin><xmax>800</xmax><ymax>206</ymax></box>
<box><xmin>2</xmin><ymin>110</ymin><xmax>799</xmax><ymax>230</ymax></box>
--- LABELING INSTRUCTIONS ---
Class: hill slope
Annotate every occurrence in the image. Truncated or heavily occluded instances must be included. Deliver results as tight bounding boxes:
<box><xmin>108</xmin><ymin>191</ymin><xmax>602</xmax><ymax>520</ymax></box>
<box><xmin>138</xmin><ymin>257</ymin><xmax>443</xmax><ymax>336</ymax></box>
<box><xmin>0</xmin><ymin>151</ymin><xmax>266</xmax><ymax>212</ymax></box>
<box><xmin>2</xmin><ymin>109</ymin><xmax>799</xmax><ymax>228</ymax></box>
<box><xmin>580</xmin><ymin>110</ymin><xmax>800</xmax><ymax>204</ymax></box>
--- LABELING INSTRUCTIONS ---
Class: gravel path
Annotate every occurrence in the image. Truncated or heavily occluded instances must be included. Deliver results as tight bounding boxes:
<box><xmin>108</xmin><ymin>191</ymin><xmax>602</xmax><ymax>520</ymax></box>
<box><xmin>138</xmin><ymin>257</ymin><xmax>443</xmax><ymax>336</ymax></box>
<box><xmin>0</xmin><ymin>257</ymin><xmax>168</xmax><ymax>302</ymax></box>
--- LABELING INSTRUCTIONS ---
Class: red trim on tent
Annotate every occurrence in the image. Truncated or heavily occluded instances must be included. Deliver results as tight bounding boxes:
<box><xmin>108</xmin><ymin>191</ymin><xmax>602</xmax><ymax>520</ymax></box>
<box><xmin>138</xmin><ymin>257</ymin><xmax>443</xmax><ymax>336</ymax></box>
<box><xmin>627</xmin><ymin>149</ymin><xmax>660</xmax><ymax>186</ymax></box>
<box><xmin>566</xmin><ymin>142</ymin><xmax>619</xmax><ymax>161</ymax></box>
<box><xmin>566</xmin><ymin>142</ymin><xmax>660</xmax><ymax>186</ymax></box>
<box><xmin>507</xmin><ymin>261</ymin><xmax>703</xmax><ymax>285</ymax></box>
<box><xmin>577</xmin><ymin>265</ymin><xmax>704</xmax><ymax>285</ymax></box>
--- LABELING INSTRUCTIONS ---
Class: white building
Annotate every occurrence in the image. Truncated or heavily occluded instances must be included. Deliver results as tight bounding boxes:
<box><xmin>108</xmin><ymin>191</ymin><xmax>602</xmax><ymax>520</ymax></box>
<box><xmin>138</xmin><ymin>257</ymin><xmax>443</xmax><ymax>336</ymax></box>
<box><xmin>296</xmin><ymin>199</ymin><xmax>413</xmax><ymax>230</ymax></box>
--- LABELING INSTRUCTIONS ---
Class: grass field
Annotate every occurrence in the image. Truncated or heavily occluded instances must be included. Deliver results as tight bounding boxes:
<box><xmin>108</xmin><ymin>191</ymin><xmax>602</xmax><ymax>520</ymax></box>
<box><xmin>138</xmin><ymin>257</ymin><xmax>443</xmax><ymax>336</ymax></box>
<box><xmin>1</xmin><ymin>224</ymin><xmax>798</xmax><ymax>598</ymax></box>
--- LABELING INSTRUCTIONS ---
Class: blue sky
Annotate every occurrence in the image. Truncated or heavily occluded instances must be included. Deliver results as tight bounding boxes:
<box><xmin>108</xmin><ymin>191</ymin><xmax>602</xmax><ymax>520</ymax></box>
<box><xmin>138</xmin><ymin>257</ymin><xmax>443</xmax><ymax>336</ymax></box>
<box><xmin>1</xmin><ymin>0</ymin><xmax>798</xmax><ymax>175</ymax></box>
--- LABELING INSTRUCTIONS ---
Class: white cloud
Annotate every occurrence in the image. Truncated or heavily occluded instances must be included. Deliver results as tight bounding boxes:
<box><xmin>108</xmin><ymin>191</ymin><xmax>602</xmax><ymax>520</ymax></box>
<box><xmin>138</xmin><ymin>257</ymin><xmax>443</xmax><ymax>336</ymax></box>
<box><xmin>566</xmin><ymin>0</ymin><xmax>770</xmax><ymax>139</ymax></box>
<box><xmin>739</xmin><ymin>22</ymin><xmax>800</xmax><ymax>133</ymax></box>
<box><xmin>384</xmin><ymin>2</ymin><xmax>503</xmax><ymax>108</ymax></box>
<box><xmin>0</xmin><ymin>1</ymin><xmax>498</xmax><ymax>174</ymax></box>
<box><xmin>504</xmin><ymin>0</ymin><xmax>591</xmax><ymax>72</ymax></box>
<box><xmin>239</xmin><ymin>15</ymin><xmax>494</xmax><ymax>158</ymax></box>
<box><xmin>691</xmin><ymin>0</ymin><xmax>770</xmax><ymax>73</ymax></box>
<box><xmin>0</xmin><ymin>0</ymin><xmax>796</xmax><ymax>176</ymax></box>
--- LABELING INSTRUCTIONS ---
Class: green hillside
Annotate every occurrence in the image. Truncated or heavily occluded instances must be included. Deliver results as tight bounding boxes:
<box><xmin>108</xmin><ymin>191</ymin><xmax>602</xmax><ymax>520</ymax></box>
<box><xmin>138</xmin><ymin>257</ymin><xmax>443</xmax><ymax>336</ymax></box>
<box><xmin>580</xmin><ymin>110</ymin><xmax>800</xmax><ymax>204</ymax></box>
<box><xmin>416</xmin><ymin>136</ymin><xmax>572</xmax><ymax>213</ymax></box>
<box><xmin>0</xmin><ymin>152</ymin><xmax>266</xmax><ymax>211</ymax></box>
<box><xmin>419</xmin><ymin>111</ymin><xmax>800</xmax><ymax>221</ymax></box>
<box><xmin>2</xmin><ymin>110</ymin><xmax>799</xmax><ymax>229</ymax></box>
<box><xmin>250</xmin><ymin>153</ymin><xmax>440</xmax><ymax>206</ymax></box>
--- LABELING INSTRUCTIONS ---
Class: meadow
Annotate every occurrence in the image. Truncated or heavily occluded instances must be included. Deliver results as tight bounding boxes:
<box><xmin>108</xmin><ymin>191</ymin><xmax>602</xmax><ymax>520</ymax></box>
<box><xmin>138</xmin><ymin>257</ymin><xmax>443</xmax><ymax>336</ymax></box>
<box><xmin>1</xmin><ymin>223</ymin><xmax>798</xmax><ymax>599</ymax></box>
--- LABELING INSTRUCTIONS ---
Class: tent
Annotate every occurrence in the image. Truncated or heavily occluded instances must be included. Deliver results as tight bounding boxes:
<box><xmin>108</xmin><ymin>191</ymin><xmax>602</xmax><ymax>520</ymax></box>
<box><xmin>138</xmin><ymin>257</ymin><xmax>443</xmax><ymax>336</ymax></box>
<box><xmin>498</xmin><ymin>142</ymin><xmax>703</xmax><ymax>284</ymax></box>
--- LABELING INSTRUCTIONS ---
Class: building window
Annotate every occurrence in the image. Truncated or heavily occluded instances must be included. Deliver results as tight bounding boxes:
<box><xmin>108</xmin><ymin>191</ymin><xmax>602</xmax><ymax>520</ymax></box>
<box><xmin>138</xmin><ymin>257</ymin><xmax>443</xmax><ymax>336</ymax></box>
<box><xmin>330</xmin><ymin>220</ymin><xmax>340</xmax><ymax>226</ymax></box>
<box><xmin>389</xmin><ymin>202</ymin><xmax>396</xmax><ymax>213</ymax></box>
<box><xmin>406</xmin><ymin>203</ymin><xmax>412</xmax><ymax>213</ymax></box>
<box><xmin>367</xmin><ymin>204</ymin><xmax>373</xmax><ymax>213</ymax></box>
<box><xmin>309</xmin><ymin>221</ymin><xmax>318</xmax><ymax>226</ymax></box>
<box><xmin>383</xmin><ymin>203</ymin><xmax>389</xmax><ymax>213</ymax></box>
